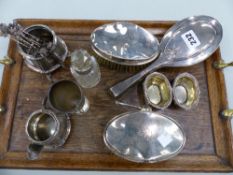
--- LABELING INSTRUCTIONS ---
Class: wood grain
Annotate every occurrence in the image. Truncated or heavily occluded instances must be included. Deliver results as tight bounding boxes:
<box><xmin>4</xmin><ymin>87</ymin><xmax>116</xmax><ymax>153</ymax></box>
<box><xmin>0</xmin><ymin>19</ymin><xmax>232</xmax><ymax>172</ymax></box>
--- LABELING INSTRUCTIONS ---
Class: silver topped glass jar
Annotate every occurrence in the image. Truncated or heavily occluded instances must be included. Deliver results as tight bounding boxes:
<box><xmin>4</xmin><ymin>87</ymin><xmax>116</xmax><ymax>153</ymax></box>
<box><xmin>70</xmin><ymin>49</ymin><xmax>101</xmax><ymax>88</ymax></box>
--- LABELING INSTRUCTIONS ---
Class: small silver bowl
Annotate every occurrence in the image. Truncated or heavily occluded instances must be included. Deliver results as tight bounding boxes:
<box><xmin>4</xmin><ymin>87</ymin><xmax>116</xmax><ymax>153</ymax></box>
<box><xmin>173</xmin><ymin>73</ymin><xmax>200</xmax><ymax>110</ymax></box>
<box><xmin>143</xmin><ymin>72</ymin><xmax>172</xmax><ymax>109</ymax></box>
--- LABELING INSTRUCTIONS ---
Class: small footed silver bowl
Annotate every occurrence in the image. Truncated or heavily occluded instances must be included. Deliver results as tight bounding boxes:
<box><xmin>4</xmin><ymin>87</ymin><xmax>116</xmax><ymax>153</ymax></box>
<box><xmin>172</xmin><ymin>73</ymin><xmax>200</xmax><ymax>110</ymax></box>
<box><xmin>143</xmin><ymin>72</ymin><xmax>172</xmax><ymax>109</ymax></box>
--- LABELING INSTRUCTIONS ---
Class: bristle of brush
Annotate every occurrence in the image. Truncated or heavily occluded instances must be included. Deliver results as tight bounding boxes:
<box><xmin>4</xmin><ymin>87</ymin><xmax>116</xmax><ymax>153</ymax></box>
<box><xmin>91</xmin><ymin>51</ymin><xmax>147</xmax><ymax>73</ymax></box>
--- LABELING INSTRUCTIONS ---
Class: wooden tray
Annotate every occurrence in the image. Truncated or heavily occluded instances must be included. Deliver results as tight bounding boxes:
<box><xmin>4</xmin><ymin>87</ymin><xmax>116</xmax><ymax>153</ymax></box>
<box><xmin>0</xmin><ymin>19</ymin><xmax>232</xmax><ymax>172</ymax></box>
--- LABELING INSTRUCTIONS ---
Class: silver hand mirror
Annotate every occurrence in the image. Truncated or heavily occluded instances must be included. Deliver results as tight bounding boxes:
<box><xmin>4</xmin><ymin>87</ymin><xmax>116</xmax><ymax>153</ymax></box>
<box><xmin>91</xmin><ymin>22</ymin><xmax>159</xmax><ymax>66</ymax></box>
<box><xmin>104</xmin><ymin>111</ymin><xmax>186</xmax><ymax>163</ymax></box>
<box><xmin>110</xmin><ymin>15</ymin><xmax>223</xmax><ymax>98</ymax></box>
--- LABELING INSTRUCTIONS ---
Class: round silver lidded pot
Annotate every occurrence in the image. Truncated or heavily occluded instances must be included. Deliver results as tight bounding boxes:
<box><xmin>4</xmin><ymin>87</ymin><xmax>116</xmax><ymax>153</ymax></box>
<box><xmin>143</xmin><ymin>72</ymin><xmax>172</xmax><ymax>110</ymax></box>
<box><xmin>17</xmin><ymin>24</ymin><xmax>68</xmax><ymax>74</ymax></box>
<box><xmin>172</xmin><ymin>72</ymin><xmax>200</xmax><ymax>110</ymax></box>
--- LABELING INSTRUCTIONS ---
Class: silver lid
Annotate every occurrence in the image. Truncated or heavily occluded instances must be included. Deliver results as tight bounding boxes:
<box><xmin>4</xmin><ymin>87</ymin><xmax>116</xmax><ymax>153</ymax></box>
<box><xmin>104</xmin><ymin>111</ymin><xmax>186</xmax><ymax>163</ymax></box>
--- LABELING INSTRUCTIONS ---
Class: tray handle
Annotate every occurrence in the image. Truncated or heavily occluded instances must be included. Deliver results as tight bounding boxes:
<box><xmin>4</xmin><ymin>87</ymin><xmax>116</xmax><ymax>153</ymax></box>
<box><xmin>0</xmin><ymin>55</ymin><xmax>14</xmax><ymax>113</ymax></box>
<box><xmin>221</xmin><ymin>110</ymin><xmax>233</xmax><ymax>119</ymax></box>
<box><xmin>213</xmin><ymin>59</ymin><xmax>233</xmax><ymax>69</ymax></box>
<box><xmin>213</xmin><ymin>59</ymin><xmax>233</xmax><ymax>118</ymax></box>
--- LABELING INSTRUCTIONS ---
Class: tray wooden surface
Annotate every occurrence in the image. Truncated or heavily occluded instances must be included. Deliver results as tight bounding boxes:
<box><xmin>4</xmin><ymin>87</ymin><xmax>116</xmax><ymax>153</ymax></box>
<box><xmin>0</xmin><ymin>19</ymin><xmax>232</xmax><ymax>172</ymax></box>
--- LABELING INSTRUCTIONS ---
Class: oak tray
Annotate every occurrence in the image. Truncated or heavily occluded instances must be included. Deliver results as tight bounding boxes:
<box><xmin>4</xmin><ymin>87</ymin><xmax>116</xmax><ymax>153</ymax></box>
<box><xmin>0</xmin><ymin>19</ymin><xmax>232</xmax><ymax>172</ymax></box>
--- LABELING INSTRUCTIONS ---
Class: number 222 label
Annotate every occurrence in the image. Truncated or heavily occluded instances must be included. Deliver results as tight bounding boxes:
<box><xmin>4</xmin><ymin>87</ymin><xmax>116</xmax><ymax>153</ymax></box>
<box><xmin>181</xmin><ymin>30</ymin><xmax>201</xmax><ymax>49</ymax></box>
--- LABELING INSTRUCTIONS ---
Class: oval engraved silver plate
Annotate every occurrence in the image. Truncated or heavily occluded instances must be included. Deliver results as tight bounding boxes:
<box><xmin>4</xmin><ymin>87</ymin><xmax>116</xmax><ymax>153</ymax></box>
<box><xmin>104</xmin><ymin>111</ymin><xmax>186</xmax><ymax>163</ymax></box>
<box><xmin>91</xmin><ymin>22</ymin><xmax>159</xmax><ymax>66</ymax></box>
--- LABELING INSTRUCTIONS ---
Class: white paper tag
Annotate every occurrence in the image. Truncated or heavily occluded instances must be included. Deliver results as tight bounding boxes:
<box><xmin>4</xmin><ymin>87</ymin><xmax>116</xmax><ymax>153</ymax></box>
<box><xmin>157</xmin><ymin>133</ymin><xmax>173</xmax><ymax>148</ymax></box>
<box><xmin>181</xmin><ymin>30</ymin><xmax>201</xmax><ymax>49</ymax></box>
